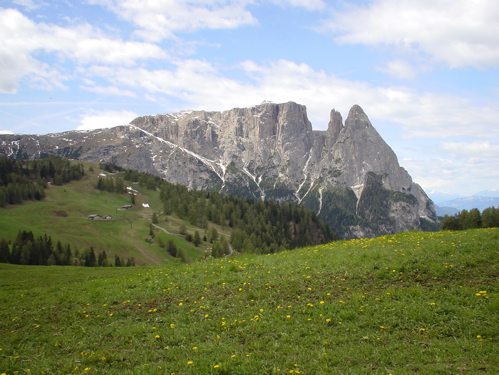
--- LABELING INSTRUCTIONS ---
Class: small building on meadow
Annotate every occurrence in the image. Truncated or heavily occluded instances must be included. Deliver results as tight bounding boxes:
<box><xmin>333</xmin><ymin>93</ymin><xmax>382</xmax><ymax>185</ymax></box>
<box><xmin>87</xmin><ymin>214</ymin><xmax>112</xmax><ymax>220</ymax></box>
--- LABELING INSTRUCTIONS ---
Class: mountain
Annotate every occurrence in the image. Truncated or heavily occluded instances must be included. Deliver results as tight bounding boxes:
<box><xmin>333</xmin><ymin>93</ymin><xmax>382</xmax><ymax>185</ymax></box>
<box><xmin>437</xmin><ymin>196</ymin><xmax>499</xmax><ymax>212</ymax></box>
<box><xmin>433</xmin><ymin>187</ymin><xmax>499</xmax><ymax>214</ymax></box>
<box><xmin>473</xmin><ymin>187</ymin><xmax>499</xmax><ymax>198</ymax></box>
<box><xmin>0</xmin><ymin>102</ymin><xmax>437</xmax><ymax>238</ymax></box>
<box><xmin>434</xmin><ymin>205</ymin><xmax>459</xmax><ymax>217</ymax></box>
<box><xmin>427</xmin><ymin>190</ymin><xmax>464</xmax><ymax>204</ymax></box>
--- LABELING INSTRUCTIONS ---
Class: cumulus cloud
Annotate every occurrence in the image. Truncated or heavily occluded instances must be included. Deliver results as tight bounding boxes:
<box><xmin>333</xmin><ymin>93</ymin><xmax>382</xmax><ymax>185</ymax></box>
<box><xmin>12</xmin><ymin>0</ymin><xmax>44</xmax><ymax>10</ymax></box>
<box><xmin>439</xmin><ymin>141</ymin><xmax>499</xmax><ymax>159</ymax></box>
<box><xmin>377</xmin><ymin>59</ymin><xmax>420</xmax><ymax>80</ymax></box>
<box><xmin>82</xmin><ymin>58</ymin><xmax>499</xmax><ymax>141</ymax></box>
<box><xmin>76</xmin><ymin>110</ymin><xmax>138</xmax><ymax>131</ymax></box>
<box><xmin>0</xmin><ymin>8</ymin><xmax>167</xmax><ymax>93</ymax></box>
<box><xmin>322</xmin><ymin>0</ymin><xmax>499</xmax><ymax>68</ymax></box>
<box><xmin>402</xmin><ymin>155</ymin><xmax>499</xmax><ymax>196</ymax></box>
<box><xmin>89</xmin><ymin>0</ymin><xmax>259</xmax><ymax>42</ymax></box>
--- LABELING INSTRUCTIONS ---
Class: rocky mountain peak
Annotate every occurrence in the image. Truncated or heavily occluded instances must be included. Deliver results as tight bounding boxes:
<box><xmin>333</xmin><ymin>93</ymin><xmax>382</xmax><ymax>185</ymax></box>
<box><xmin>0</xmin><ymin>102</ymin><xmax>437</xmax><ymax>238</ymax></box>
<box><xmin>346</xmin><ymin>104</ymin><xmax>371</xmax><ymax>128</ymax></box>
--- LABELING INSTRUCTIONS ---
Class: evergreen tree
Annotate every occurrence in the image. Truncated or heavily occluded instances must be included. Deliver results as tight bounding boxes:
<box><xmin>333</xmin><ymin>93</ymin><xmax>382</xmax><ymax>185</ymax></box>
<box><xmin>193</xmin><ymin>231</ymin><xmax>201</xmax><ymax>247</ymax></box>
<box><xmin>211</xmin><ymin>241</ymin><xmax>222</xmax><ymax>258</ymax></box>
<box><xmin>126</xmin><ymin>257</ymin><xmax>135</xmax><ymax>266</ymax></box>
<box><xmin>210</xmin><ymin>227</ymin><xmax>219</xmax><ymax>243</ymax></box>
<box><xmin>179</xmin><ymin>223</ymin><xmax>187</xmax><ymax>235</ymax></box>
<box><xmin>482</xmin><ymin>207</ymin><xmax>499</xmax><ymax>228</ymax></box>
<box><xmin>441</xmin><ymin>215</ymin><xmax>459</xmax><ymax>231</ymax></box>
<box><xmin>0</xmin><ymin>239</ymin><xmax>10</xmax><ymax>263</ymax></box>
<box><xmin>167</xmin><ymin>240</ymin><xmax>177</xmax><ymax>257</ymax></box>
<box><xmin>468</xmin><ymin>208</ymin><xmax>482</xmax><ymax>229</ymax></box>
<box><xmin>85</xmin><ymin>247</ymin><xmax>97</xmax><ymax>267</ymax></box>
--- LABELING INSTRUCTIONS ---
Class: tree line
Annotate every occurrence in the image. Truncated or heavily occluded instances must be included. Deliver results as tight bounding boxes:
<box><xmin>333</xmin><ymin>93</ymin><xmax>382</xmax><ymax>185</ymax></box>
<box><xmin>0</xmin><ymin>230</ymin><xmax>135</xmax><ymax>267</ymax></box>
<box><xmin>116</xmin><ymin>167</ymin><xmax>336</xmax><ymax>254</ymax></box>
<box><xmin>0</xmin><ymin>156</ymin><xmax>85</xmax><ymax>207</ymax></box>
<box><xmin>441</xmin><ymin>207</ymin><xmax>499</xmax><ymax>231</ymax></box>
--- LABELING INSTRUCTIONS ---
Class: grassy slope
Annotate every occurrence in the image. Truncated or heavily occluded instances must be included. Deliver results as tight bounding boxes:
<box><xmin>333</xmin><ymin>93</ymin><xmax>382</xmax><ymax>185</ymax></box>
<box><xmin>0</xmin><ymin>228</ymin><xmax>497</xmax><ymax>374</ymax></box>
<box><xmin>0</xmin><ymin>163</ymin><xmax>207</xmax><ymax>265</ymax></box>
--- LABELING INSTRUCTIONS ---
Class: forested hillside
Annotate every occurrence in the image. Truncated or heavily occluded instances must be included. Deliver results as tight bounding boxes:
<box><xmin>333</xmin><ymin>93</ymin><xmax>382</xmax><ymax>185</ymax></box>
<box><xmin>110</xmin><ymin>165</ymin><xmax>335</xmax><ymax>254</ymax></box>
<box><xmin>1</xmin><ymin>158</ymin><xmax>334</xmax><ymax>266</ymax></box>
<box><xmin>0</xmin><ymin>157</ymin><xmax>84</xmax><ymax>207</ymax></box>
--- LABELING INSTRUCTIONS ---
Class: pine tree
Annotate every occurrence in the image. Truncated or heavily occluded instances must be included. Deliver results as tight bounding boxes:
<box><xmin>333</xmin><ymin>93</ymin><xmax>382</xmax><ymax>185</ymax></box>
<box><xmin>167</xmin><ymin>240</ymin><xmax>177</xmax><ymax>257</ymax></box>
<box><xmin>0</xmin><ymin>239</ymin><xmax>10</xmax><ymax>263</ymax></box>
<box><xmin>85</xmin><ymin>247</ymin><xmax>97</xmax><ymax>267</ymax></box>
<box><xmin>210</xmin><ymin>227</ymin><xmax>219</xmax><ymax>243</ymax></box>
<box><xmin>193</xmin><ymin>231</ymin><xmax>201</xmax><ymax>247</ymax></box>
<box><xmin>126</xmin><ymin>257</ymin><xmax>135</xmax><ymax>266</ymax></box>
<box><xmin>468</xmin><ymin>208</ymin><xmax>482</xmax><ymax>228</ymax></box>
<box><xmin>482</xmin><ymin>207</ymin><xmax>499</xmax><ymax>228</ymax></box>
<box><xmin>115</xmin><ymin>254</ymin><xmax>122</xmax><ymax>267</ymax></box>
<box><xmin>211</xmin><ymin>241</ymin><xmax>222</xmax><ymax>258</ymax></box>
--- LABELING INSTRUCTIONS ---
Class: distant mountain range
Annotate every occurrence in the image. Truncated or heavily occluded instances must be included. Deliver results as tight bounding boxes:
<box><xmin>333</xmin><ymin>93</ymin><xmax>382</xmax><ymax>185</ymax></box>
<box><xmin>432</xmin><ymin>187</ymin><xmax>499</xmax><ymax>216</ymax></box>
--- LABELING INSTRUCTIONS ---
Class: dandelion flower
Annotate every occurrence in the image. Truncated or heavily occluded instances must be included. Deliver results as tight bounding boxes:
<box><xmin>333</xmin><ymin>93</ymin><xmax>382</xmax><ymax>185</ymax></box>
<box><xmin>187</xmin><ymin>361</ymin><xmax>193</xmax><ymax>365</ymax></box>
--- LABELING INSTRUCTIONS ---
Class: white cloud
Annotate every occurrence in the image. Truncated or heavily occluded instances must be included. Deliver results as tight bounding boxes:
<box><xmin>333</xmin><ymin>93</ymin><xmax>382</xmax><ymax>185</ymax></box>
<box><xmin>439</xmin><ymin>141</ymin><xmax>499</xmax><ymax>159</ymax></box>
<box><xmin>12</xmin><ymin>0</ymin><xmax>45</xmax><ymax>10</ymax></box>
<box><xmin>378</xmin><ymin>59</ymin><xmax>420</xmax><ymax>80</ymax></box>
<box><xmin>402</xmin><ymin>156</ymin><xmax>499</xmax><ymax>196</ymax></box>
<box><xmin>271</xmin><ymin>0</ymin><xmax>326</xmax><ymax>11</ymax></box>
<box><xmin>83</xmin><ymin>58</ymin><xmax>499</xmax><ymax>140</ymax></box>
<box><xmin>80</xmin><ymin>84</ymin><xmax>136</xmax><ymax>97</ymax></box>
<box><xmin>0</xmin><ymin>130</ymin><xmax>14</xmax><ymax>134</ymax></box>
<box><xmin>76</xmin><ymin>110</ymin><xmax>138</xmax><ymax>131</ymax></box>
<box><xmin>89</xmin><ymin>0</ymin><xmax>259</xmax><ymax>42</ymax></box>
<box><xmin>0</xmin><ymin>8</ymin><xmax>167</xmax><ymax>93</ymax></box>
<box><xmin>323</xmin><ymin>0</ymin><xmax>499</xmax><ymax>68</ymax></box>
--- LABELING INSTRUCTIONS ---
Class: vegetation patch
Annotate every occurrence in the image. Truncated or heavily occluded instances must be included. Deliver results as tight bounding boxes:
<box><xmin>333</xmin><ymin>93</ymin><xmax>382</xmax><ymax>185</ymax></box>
<box><xmin>0</xmin><ymin>228</ymin><xmax>497</xmax><ymax>374</ymax></box>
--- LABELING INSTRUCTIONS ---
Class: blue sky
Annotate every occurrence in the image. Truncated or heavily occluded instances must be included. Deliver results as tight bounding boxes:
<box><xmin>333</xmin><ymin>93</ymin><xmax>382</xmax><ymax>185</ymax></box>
<box><xmin>1</xmin><ymin>0</ymin><xmax>498</xmax><ymax>200</ymax></box>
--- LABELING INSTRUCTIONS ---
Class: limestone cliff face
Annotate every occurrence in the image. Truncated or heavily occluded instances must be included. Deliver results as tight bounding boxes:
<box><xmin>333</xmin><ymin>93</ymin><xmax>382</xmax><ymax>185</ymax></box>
<box><xmin>0</xmin><ymin>101</ymin><xmax>437</xmax><ymax>238</ymax></box>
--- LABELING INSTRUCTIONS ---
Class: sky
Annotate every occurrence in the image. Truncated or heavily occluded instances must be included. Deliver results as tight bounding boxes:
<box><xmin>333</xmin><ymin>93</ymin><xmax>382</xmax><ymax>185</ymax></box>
<box><xmin>0</xmin><ymin>0</ymin><xmax>498</xmax><ymax>200</ymax></box>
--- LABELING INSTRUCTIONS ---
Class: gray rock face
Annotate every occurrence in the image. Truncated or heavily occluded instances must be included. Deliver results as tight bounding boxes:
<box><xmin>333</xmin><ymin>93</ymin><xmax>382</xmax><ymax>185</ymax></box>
<box><xmin>0</xmin><ymin>101</ymin><xmax>437</xmax><ymax>238</ymax></box>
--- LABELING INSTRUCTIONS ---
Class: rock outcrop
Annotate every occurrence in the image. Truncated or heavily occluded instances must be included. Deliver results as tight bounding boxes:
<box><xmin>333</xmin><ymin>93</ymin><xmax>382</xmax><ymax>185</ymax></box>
<box><xmin>0</xmin><ymin>101</ymin><xmax>437</xmax><ymax>238</ymax></box>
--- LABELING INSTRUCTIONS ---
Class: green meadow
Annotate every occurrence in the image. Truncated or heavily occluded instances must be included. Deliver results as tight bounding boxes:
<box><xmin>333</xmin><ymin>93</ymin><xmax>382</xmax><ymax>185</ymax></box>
<box><xmin>0</xmin><ymin>164</ymin><xmax>209</xmax><ymax>265</ymax></box>
<box><xmin>1</xmin><ymin>228</ymin><xmax>498</xmax><ymax>374</ymax></box>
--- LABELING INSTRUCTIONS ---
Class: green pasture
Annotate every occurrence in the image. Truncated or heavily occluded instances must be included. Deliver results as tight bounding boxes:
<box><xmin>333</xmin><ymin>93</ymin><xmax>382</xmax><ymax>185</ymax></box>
<box><xmin>0</xmin><ymin>167</ymin><xmax>206</xmax><ymax>265</ymax></box>
<box><xmin>0</xmin><ymin>228</ymin><xmax>497</xmax><ymax>374</ymax></box>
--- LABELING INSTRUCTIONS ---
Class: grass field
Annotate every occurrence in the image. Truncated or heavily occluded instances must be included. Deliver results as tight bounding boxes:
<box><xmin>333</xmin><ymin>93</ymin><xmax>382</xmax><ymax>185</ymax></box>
<box><xmin>0</xmin><ymin>164</ymin><xmax>209</xmax><ymax>265</ymax></box>
<box><xmin>0</xmin><ymin>228</ymin><xmax>497</xmax><ymax>374</ymax></box>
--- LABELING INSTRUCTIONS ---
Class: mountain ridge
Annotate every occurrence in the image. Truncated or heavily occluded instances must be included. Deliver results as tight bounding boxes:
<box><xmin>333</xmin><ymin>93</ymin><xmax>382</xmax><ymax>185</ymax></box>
<box><xmin>0</xmin><ymin>101</ymin><xmax>437</xmax><ymax>238</ymax></box>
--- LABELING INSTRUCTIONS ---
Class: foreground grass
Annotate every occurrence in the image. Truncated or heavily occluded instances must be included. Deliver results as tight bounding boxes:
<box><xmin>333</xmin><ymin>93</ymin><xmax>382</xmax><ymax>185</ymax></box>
<box><xmin>0</xmin><ymin>229</ymin><xmax>498</xmax><ymax>374</ymax></box>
